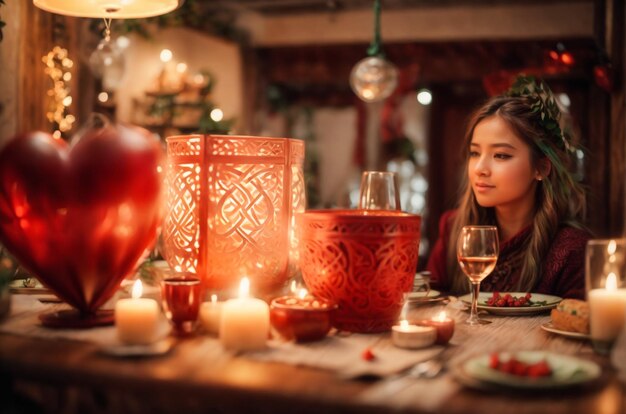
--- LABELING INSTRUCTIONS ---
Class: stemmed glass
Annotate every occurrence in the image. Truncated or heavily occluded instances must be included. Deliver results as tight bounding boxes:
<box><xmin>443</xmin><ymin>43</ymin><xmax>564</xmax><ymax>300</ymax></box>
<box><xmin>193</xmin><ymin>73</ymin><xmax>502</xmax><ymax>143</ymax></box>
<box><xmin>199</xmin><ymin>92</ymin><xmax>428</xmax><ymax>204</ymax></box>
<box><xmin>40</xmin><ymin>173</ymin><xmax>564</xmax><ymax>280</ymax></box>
<box><xmin>457</xmin><ymin>226</ymin><xmax>499</xmax><ymax>325</ymax></box>
<box><xmin>358</xmin><ymin>171</ymin><xmax>401</xmax><ymax>211</ymax></box>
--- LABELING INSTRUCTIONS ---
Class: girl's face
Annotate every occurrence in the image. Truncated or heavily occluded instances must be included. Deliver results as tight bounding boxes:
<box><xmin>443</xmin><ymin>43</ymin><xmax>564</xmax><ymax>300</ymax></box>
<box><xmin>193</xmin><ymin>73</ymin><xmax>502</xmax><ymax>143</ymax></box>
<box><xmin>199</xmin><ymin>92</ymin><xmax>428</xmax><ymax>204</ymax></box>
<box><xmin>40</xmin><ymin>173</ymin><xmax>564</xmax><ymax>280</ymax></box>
<box><xmin>468</xmin><ymin>115</ymin><xmax>541</xmax><ymax>211</ymax></box>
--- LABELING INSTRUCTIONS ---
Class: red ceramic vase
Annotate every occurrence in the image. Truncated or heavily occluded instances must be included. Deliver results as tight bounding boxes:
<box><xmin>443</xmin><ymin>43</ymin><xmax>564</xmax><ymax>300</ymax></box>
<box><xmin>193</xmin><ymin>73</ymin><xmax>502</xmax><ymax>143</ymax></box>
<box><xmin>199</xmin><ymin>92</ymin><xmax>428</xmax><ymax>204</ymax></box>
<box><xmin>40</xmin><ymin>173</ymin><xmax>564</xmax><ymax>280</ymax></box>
<box><xmin>297</xmin><ymin>210</ymin><xmax>421</xmax><ymax>333</ymax></box>
<box><xmin>0</xmin><ymin>127</ymin><xmax>163</xmax><ymax>323</ymax></box>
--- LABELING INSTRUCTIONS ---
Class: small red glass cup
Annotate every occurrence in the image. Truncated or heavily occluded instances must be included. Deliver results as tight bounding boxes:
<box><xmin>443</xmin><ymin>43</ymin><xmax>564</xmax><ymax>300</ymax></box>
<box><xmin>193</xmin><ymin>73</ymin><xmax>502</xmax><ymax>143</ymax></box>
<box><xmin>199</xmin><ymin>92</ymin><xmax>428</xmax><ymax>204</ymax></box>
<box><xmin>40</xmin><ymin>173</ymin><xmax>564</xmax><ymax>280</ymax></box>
<box><xmin>270</xmin><ymin>296</ymin><xmax>337</xmax><ymax>342</ymax></box>
<box><xmin>161</xmin><ymin>275</ymin><xmax>203</xmax><ymax>336</ymax></box>
<box><xmin>416</xmin><ymin>317</ymin><xmax>455</xmax><ymax>345</ymax></box>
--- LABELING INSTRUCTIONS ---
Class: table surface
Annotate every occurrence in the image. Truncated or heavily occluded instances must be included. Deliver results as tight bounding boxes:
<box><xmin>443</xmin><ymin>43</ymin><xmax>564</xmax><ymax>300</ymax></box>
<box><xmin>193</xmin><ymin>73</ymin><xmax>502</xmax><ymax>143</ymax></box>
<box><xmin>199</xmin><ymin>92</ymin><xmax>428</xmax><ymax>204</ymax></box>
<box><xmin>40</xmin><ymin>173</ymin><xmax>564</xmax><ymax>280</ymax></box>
<box><xmin>1</xmin><ymin>295</ymin><xmax>625</xmax><ymax>414</ymax></box>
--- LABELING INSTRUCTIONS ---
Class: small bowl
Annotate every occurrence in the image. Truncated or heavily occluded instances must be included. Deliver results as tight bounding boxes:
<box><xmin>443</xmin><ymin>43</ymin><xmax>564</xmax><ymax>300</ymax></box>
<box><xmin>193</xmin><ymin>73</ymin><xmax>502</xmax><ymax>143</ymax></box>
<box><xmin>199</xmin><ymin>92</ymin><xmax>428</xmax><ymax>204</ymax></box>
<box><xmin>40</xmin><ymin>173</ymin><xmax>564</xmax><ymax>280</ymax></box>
<box><xmin>270</xmin><ymin>296</ymin><xmax>337</xmax><ymax>342</ymax></box>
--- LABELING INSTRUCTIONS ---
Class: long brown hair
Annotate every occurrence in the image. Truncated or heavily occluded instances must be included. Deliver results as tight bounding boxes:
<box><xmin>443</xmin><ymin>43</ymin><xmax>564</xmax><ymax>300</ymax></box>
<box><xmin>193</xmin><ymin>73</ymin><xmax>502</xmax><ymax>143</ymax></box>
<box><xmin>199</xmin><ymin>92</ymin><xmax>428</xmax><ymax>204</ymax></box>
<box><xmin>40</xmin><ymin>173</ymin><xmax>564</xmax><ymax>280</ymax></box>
<box><xmin>446</xmin><ymin>96</ymin><xmax>586</xmax><ymax>294</ymax></box>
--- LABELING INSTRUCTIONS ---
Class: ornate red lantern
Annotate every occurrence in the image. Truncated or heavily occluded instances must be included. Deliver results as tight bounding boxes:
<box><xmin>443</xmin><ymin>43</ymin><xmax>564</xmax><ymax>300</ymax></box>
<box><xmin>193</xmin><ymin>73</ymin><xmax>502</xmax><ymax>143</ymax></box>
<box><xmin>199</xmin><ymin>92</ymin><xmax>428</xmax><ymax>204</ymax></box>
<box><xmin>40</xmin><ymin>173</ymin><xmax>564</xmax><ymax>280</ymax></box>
<box><xmin>163</xmin><ymin>135</ymin><xmax>305</xmax><ymax>296</ymax></box>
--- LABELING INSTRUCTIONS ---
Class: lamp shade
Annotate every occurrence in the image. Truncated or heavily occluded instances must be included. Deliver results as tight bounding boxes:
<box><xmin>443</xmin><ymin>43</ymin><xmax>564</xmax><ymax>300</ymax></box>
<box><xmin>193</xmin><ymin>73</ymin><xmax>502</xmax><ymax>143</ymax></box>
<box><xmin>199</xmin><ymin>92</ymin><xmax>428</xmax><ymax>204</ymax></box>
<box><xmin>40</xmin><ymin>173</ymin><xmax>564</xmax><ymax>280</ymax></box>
<box><xmin>34</xmin><ymin>0</ymin><xmax>183</xmax><ymax>19</ymax></box>
<box><xmin>163</xmin><ymin>135</ymin><xmax>306</xmax><ymax>296</ymax></box>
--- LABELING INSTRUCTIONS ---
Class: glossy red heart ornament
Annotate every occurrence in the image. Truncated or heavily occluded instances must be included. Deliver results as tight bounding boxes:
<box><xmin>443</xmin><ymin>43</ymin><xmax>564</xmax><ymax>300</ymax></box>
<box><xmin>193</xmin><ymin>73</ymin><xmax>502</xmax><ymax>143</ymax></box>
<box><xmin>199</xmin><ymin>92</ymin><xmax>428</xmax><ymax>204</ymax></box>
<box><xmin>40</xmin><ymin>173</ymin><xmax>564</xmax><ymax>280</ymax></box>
<box><xmin>0</xmin><ymin>126</ymin><xmax>163</xmax><ymax>315</ymax></box>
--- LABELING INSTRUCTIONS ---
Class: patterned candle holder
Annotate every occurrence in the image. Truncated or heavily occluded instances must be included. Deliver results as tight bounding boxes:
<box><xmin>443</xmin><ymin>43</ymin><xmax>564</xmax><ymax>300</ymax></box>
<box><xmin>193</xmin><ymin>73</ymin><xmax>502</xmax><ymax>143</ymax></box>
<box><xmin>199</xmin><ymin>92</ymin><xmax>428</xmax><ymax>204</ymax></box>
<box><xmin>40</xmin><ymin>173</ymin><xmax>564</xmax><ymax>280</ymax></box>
<box><xmin>297</xmin><ymin>210</ymin><xmax>421</xmax><ymax>333</ymax></box>
<box><xmin>163</xmin><ymin>135</ymin><xmax>305</xmax><ymax>296</ymax></box>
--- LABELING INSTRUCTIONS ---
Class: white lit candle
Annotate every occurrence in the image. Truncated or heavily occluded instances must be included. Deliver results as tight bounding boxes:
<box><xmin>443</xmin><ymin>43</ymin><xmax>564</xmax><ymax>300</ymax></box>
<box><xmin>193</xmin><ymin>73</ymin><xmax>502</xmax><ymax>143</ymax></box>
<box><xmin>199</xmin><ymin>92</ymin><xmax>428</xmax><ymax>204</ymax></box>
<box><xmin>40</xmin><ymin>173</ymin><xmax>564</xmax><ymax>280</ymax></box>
<box><xmin>589</xmin><ymin>272</ymin><xmax>626</xmax><ymax>343</ymax></box>
<box><xmin>115</xmin><ymin>280</ymin><xmax>160</xmax><ymax>345</ymax></box>
<box><xmin>220</xmin><ymin>277</ymin><xmax>270</xmax><ymax>351</ymax></box>
<box><xmin>200</xmin><ymin>294</ymin><xmax>223</xmax><ymax>335</ymax></box>
<box><xmin>391</xmin><ymin>320</ymin><xmax>436</xmax><ymax>349</ymax></box>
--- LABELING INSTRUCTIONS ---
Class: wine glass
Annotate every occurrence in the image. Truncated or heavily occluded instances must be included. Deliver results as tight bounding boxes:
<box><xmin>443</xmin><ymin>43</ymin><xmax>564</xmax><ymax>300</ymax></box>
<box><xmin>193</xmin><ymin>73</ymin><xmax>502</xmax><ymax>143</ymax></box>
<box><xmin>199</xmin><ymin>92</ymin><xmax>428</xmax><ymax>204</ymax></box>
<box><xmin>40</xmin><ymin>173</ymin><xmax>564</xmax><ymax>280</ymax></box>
<box><xmin>358</xmin><ymin>171</ymin><xmax>401</xmax><ymax>211</ymax></box>
<box><xmin>457</xmin><ymin>226</ymin><xmax>499</xmax><ymax>325</ymax></box>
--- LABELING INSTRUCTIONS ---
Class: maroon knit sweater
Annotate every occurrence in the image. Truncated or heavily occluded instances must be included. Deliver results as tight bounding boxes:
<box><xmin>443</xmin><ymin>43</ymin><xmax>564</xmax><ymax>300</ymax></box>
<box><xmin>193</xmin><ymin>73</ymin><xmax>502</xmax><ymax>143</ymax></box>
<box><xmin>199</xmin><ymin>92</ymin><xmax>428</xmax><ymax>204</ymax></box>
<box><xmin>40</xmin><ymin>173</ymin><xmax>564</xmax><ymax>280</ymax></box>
<box><xmin>426</xmin><ymin>210</ymin><xmax>590</xmax><ymax>299</ymax></box>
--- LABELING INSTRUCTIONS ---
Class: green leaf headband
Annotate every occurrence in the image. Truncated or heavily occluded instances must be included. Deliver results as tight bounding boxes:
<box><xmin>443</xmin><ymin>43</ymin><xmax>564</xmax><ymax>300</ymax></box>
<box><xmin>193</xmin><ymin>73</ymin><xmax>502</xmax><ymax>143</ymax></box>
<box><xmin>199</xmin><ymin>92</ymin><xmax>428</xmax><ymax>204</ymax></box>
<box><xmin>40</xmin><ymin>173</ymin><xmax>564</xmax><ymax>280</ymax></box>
<box><xmin>505</xmin><ymin>75</ymin><xmax>572</xmax><ymax>153</ymax></box>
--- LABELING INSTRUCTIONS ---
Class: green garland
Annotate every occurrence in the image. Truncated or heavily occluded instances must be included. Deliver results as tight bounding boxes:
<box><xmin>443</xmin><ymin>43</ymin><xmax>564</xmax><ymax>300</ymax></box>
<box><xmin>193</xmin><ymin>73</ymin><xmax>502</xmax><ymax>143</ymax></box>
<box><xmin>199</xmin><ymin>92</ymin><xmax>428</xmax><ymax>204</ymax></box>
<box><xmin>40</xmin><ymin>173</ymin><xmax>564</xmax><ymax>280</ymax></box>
<box><xmin>505</xmin><ymin>75</ymin><xmax>571</xmax><ymax>153</ymax></box>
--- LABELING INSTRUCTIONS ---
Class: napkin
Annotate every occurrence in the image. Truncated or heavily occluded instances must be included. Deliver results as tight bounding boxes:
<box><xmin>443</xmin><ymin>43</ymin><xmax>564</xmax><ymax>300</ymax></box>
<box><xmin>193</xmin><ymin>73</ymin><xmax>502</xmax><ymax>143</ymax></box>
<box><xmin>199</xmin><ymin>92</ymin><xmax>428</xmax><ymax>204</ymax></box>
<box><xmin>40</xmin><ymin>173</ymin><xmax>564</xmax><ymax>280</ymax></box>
<box><xmin>246</xmin><ymin>331</ymin><xmax>443</xmax><ymax>379</ymax></box>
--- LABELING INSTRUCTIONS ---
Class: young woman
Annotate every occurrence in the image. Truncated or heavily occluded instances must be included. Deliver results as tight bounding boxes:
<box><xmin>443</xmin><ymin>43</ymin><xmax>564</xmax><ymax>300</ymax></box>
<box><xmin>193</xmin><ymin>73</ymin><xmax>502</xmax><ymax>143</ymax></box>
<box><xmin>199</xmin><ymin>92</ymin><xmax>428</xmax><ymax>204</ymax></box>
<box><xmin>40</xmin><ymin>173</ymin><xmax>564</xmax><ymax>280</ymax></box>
<box><xmin>426</xmin><ymin>77</ymin><xmax>589</xmax><ymax>299</ymax></box>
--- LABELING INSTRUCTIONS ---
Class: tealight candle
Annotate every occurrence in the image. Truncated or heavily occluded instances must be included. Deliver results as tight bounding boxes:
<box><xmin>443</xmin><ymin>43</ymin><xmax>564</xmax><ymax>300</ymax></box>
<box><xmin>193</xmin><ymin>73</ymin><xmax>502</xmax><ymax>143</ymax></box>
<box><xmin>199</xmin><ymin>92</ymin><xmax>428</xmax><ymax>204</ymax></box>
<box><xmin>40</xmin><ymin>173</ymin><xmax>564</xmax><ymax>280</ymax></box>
<box><xmin>220</xmin><ymin>277</ymin><xmax>270</xmax><ymax>351</ymax></box>
<box><xmin>589</xmin><ymin>273</ymin><xmax>626</xmax><ymax>351</ymax></box>
<box><xmin>115</xmin><ymin>280</ymin><xmax>159</xmax><ymax>345</ymax></box>
<box><xmin>200</xmin><ymin>294</ymin><xmax>223</xmax><ymax>335</ymax></box>
<box><xmin>419</xmin><ymin>311</ymin><xmax>456</xmax><ymax>345</ymax></box>
<box><xmin>270</xmin><ymin>289</ymin><xmax>337</xmax><ymax>342</ymax></box>
<box><xmin>391</xmin><ymin>320</ymin><xmax>436</xmax><ymax>349</ymax></box>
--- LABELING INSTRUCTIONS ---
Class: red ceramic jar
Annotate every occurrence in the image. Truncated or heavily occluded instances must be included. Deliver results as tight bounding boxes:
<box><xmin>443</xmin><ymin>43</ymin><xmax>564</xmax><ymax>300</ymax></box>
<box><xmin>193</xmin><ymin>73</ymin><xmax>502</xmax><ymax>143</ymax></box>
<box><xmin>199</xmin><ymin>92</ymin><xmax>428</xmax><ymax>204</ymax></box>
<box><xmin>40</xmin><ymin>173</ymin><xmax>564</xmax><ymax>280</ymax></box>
<box><xmin>270</xmin><ymin>296</ymin><xmax>337</xmax><ymax>342</ymax></box>
<box><xmin>297</xmin><ymin>210</ymin><xmax>421</xmax><ymax>333</ymax></box>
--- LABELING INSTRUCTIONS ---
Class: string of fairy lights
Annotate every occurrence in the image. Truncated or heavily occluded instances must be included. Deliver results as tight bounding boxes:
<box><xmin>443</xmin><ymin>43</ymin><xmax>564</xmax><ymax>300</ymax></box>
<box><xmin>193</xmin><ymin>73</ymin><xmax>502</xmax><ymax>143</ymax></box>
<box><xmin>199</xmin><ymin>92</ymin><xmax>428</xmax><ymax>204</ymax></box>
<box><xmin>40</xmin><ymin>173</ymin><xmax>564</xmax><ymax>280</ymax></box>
<box><xmin>42</xmin><ymin>46</ymin><xmax>75</xmax><ymax>138</ymax></box>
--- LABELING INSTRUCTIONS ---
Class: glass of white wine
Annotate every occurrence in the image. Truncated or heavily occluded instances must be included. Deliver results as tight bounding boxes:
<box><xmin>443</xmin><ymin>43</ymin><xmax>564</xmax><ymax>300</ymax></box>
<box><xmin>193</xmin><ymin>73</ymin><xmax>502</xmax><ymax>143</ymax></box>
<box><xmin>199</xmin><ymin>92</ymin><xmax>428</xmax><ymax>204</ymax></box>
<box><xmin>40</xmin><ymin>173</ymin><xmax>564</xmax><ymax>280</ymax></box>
<box><xmin>457</xmin><ymin>225</ymin><xmax>499</xmax><ymax>325</ymax></box>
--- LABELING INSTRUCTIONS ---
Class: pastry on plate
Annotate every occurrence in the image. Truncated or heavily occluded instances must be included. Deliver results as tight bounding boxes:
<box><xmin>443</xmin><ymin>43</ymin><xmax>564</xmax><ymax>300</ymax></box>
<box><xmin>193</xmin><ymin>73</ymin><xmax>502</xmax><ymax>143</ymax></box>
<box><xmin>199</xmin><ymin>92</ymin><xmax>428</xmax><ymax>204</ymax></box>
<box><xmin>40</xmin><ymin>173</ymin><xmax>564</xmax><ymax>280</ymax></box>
<box><xmin>550</xmin><ymin>299</ymin><xmax>589</xmax><ymax>334</ymax></box>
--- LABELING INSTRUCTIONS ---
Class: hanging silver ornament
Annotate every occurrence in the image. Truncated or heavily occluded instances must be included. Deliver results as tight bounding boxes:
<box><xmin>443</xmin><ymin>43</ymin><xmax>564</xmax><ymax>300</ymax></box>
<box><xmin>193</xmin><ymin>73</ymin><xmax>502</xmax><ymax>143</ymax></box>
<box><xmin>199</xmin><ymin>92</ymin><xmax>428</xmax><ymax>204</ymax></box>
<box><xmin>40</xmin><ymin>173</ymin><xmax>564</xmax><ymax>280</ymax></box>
<box><xmin>350</xmin><ymin>56</ymin><xmax>398</xmax><ymax>102</ymax></box>
<box><xmin>88</xmin><ymin>21</ymin><xmax>126</xmax><ymax>92</ymax></box>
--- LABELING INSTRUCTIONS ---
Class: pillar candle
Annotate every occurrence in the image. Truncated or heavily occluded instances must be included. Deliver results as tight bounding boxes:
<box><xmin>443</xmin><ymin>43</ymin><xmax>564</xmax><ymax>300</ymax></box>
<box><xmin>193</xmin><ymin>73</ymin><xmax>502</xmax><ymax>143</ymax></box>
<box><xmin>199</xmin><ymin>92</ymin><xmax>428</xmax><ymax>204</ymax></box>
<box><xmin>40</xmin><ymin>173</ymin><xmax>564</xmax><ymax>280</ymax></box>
<box><xmin>200</xmin><ymin>294</ymin><xmax>223</xmax><ymax>334</ymax></box>
<box><xmin>220</xmin><ymin>278</ymin><xmax>269</xmax><ymax>351</ymax></box>
<box><xmin>115</xmin><ymin>280</ymin><xmax>160</xmax><ymax>345</ymax></box>
<box><xmin>589</xmin><ymin>273</ymin><xmax>626</xmax><ymax>342</ymax></box>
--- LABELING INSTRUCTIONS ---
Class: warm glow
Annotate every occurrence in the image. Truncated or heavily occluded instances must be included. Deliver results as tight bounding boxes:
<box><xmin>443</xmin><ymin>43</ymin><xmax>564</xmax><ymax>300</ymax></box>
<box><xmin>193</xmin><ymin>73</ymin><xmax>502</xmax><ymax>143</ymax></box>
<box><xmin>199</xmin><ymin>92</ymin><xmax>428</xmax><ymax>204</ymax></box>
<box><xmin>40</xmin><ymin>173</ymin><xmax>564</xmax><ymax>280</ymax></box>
<box><xmin>607</xmin><ymin>239</ymin><xmax>617</xmax><ymax>255</ymax></box>
<box><xmin>131</xmin><ymin>280</ymin><xmax>143</xmax><ymax>299</ymax></box>
<box><xmin>606</xmin><ymin>273</ymin><xmax>618</xmax><ymax>291</ymax></box>
<box><xmin>399</xmin><ymin>320</ymin><xmax>409</xmax><ymax>328</ymax></box>
<box><xmin>416</xmin><ymin>89</ymin><xmax>433</xmax><ymax>105</ymax></box>
<box><xmin>239</xmin><ymin>277</ymin><xmax>250</xmax><ymax>298</ymax></box>
<box><xmin>176</xmin><ymin>62</ymin><xmax>188</xmax><ymax>73</ymax></box>
<box><xmin>210</xmin><ymin>108</ymin><xmax>224</xmax><ymax>122</ymax></box>
<box><xmin>297</xmin><ymin>288</ymin><xmax>308</xmax><ymax>299</ymax></box>
<box><xmin>116</xmin><ymin>36</ymin><xmax>130</xmax><ymax>49</ymax></box>
<box><xmin>211</xmin><ymin>294</ymin><xmax>217</xmax><ymax>304</ymax></box>
<box><xmin>160</xmin><ymin>49</ymin><xmax>173</xmax><ymax>63</ymax></box>
<box><xmin>34</xmin><ymin>0</ymin><xmax>181</xmax><ymax>19</ymax></box>
<box><xmin>434</xmin><ymin>311</ymin><xmax>447</xmax><ymax>322</ymax></box>
<box><xmin>290</xmin><ymin>280</ymin><xmax>297</xmax><ymax>294</ymax></box>
<box><xmin>98</xmin><ymin>92</ymin><xmax>109</xmax><ymax>103</ymax></box>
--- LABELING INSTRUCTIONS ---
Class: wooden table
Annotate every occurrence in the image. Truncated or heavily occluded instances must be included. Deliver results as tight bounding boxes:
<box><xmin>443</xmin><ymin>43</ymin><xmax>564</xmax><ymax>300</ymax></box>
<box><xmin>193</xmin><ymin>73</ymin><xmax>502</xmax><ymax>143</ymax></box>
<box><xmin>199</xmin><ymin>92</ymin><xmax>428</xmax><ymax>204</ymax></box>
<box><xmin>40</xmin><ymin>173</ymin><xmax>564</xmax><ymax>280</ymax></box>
<box><xmin>1</xmin><ymin>297</ymin><xmax>624</xmax><ymax>414</ymax></box>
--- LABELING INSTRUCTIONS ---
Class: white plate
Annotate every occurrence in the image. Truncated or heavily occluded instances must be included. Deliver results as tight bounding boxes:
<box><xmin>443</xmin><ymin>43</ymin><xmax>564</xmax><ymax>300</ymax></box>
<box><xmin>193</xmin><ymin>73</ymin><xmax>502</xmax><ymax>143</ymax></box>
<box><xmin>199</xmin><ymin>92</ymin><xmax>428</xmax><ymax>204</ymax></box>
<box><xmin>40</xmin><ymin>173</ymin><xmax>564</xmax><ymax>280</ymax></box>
<box><xmin>460</xmin><ymin>351</ymin><xmax>601</xmax><ymax>390</ymax></box>
<box><xmin>459</xmin><ymin>292</ymin><xmax>561</xmax><ymax>316</ymax></box>
<box><xmin>406</xmin><ymin>289</ymin><xmax>441</xmax><ymax>300</ymax></box>
<box><xmin>540</xmin><ymin>322</ymin><xmax>590</xmax><ymax>340</ymax></box>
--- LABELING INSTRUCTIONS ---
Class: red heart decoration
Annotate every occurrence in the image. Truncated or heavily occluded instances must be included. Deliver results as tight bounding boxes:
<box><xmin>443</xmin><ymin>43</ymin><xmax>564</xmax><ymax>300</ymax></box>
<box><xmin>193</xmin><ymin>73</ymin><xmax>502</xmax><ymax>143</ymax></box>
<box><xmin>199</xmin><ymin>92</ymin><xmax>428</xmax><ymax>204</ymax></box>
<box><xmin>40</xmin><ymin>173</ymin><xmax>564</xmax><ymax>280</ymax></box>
<box><xmin>0</xmin><ymin>126</ymin><xmax>163</xmax><ymax>314</ymax></box>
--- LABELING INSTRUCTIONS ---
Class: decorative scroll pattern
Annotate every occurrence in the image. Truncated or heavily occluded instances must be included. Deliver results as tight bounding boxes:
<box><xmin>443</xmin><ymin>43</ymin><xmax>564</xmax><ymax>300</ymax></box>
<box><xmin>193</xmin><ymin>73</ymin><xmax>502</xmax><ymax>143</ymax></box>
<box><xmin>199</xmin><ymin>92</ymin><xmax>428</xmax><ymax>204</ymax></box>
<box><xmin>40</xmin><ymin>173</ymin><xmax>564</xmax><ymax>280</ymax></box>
<box><xmin>163</xmin><ymin>135</ymin><xmax>305</xmax><ymax>294</ymax></box>
<box><xmin>167</xmin><ymin>136</ymin><xmax>202</xmax><ymax>158</ymax></box>
<box><xmin>163</xmin><ymin>163</ymin><xmax>200</xmax><ymax>273</ymax></box>
<box><xmin>211</xmin><ymin>136</ymin><xmax>286</xmax><ymax>157</ymax></box>
<box><xmin>297</xmin><ymin>211</ymin><xmax>421</xmax><ymax>333</ymax></box>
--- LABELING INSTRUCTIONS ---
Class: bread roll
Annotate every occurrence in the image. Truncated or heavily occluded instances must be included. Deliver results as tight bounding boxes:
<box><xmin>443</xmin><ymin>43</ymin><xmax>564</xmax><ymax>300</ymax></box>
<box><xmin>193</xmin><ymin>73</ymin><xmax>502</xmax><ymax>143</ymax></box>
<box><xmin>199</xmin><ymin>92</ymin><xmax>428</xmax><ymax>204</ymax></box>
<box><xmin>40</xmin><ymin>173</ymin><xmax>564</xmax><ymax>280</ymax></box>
<box><xmin>550</xmin><ymin>299</ymin><xmax>589</xmax><ymax>334</ymax></box>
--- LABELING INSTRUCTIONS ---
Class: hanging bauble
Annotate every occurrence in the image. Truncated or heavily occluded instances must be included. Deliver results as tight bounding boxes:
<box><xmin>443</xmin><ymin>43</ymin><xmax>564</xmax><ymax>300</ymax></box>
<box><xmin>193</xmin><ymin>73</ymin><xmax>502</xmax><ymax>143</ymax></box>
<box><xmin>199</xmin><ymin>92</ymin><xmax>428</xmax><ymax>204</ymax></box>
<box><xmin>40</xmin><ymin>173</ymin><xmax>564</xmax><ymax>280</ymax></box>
<box><xmin>89</xmin><ymin>36</ymin><xmax>126</xmax><ymax>92</ymax></box>
<box><xmin>350</xmin><ymin>56</ymin><xmax>399</xmax><ymax>103</ymax></box>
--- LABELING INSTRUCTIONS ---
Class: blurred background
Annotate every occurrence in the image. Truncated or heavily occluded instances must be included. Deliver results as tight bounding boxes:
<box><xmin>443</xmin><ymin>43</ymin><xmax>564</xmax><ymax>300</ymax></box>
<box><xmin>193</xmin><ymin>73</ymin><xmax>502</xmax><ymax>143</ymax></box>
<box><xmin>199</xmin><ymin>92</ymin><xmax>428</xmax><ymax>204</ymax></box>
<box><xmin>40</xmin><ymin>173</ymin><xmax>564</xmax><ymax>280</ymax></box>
<box><xmin>0</xmin><ymin>0</ymin><xmax>624</xmax><ymax>265</ymax></box>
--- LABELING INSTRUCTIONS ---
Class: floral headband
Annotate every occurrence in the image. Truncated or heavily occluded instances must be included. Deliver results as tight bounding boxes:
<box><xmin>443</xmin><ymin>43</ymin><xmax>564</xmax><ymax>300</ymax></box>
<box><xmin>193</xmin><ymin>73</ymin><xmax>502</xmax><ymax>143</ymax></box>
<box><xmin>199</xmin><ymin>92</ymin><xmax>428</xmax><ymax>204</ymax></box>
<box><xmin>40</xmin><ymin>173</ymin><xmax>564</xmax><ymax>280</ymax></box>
<box><xmin>505</xmin><ymin>75</ymin><xmax>572</xmax><ymax>153</ymax></box>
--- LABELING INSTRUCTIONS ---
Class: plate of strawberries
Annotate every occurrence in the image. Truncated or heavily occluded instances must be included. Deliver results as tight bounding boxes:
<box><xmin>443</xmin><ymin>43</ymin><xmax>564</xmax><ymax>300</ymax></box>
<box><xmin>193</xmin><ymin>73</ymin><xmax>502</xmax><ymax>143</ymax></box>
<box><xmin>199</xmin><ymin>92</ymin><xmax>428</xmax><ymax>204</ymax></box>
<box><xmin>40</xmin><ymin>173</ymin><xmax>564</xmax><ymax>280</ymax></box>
<box><xmin>459</xmin><ymin>292</ymin><xmax>562</xmax><ymax>316</ymax></box>
<box><xmin>457</xmin><ymin>351</ymin><xmax>600</xmax><ymax>390</ymax></box>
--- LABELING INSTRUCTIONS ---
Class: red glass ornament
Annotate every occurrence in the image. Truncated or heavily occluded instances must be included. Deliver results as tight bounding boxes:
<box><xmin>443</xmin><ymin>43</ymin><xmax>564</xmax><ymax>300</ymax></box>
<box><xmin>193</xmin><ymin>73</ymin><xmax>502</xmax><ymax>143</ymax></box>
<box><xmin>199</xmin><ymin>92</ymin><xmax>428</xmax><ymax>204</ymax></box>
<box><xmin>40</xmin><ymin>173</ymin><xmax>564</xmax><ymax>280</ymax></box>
<box><xmin>161</xmin><ymin>275</ymin><xmax>203</xmax><ymax>336</ymax></box>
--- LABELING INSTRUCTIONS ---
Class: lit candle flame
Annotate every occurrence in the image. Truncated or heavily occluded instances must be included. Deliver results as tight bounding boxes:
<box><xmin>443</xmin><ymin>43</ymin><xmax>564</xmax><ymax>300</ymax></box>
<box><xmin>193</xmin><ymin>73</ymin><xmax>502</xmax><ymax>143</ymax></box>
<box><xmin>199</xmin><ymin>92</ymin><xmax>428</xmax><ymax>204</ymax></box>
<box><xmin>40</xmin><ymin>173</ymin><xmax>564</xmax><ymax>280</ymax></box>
<box><xmin>607</xmin><ymin>239</ymin><xmax>617</xmax><ymax>255</ymax></box>
<box><xmin>606</xmin><ymin>273</ymin><xmax>618</xmax><ymax>291</ymax></box>
<box><xmin>399</xmin><ymin>320</ymin><xmax>409</xmax><ymax>328</ymax></box>
<box><xmin>131</xmin><ymin>279</ymin><xmax>143</xmax><ymax>299</ymax></box>
<box><xmin>239</xmin><ymin>277</ymin><xmax>250</xmax><ymax>298</ymax></box>
<box><xmin>211</xmin><ymin>294</ymin><xmax>217</xmax><ymax>304</ymax></box>
<box><xmin>434</xmin><ymin>311</ymin><xmax>447</xmax><ymax>322</ymax></box>
<box><xmin>297</xmin><ymin>288</ymin><xmax>308</xmax><ymax>299</ymax></box>
<box><xmin>290</xmin><ymin>280</ymin><xmax>297</xmax><ymax>294</ymax></box>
